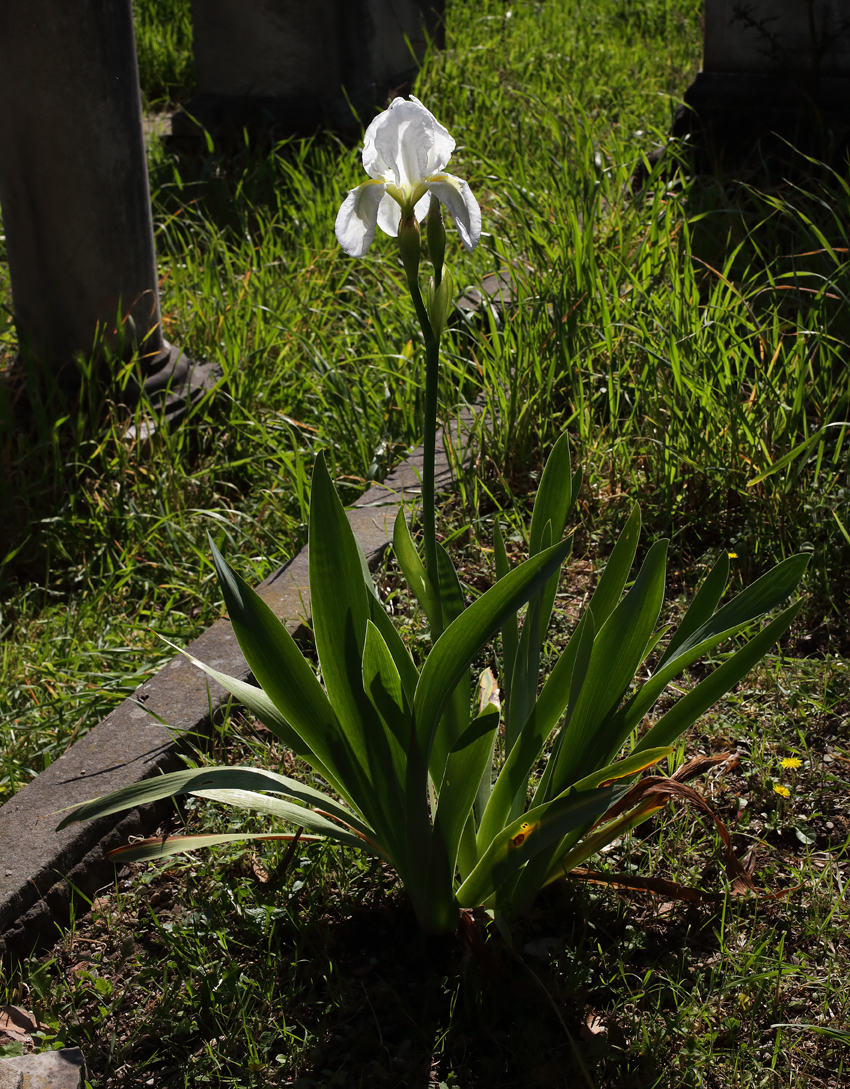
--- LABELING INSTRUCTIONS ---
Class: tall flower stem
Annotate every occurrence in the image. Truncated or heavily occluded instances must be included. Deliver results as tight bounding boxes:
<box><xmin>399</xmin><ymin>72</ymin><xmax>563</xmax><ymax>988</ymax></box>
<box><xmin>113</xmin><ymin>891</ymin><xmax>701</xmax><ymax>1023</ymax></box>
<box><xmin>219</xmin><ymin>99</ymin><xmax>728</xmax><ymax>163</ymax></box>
<box><xmin>408</xmin><ymin>280</ymin><xmax>442</xmax><ymax>627</ymax></box>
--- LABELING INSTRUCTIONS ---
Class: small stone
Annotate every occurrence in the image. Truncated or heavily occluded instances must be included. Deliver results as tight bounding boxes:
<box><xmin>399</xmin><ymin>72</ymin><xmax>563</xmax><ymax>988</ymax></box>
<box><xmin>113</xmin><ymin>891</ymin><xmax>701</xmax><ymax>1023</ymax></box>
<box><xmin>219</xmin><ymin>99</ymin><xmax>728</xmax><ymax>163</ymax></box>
<box><xmin>523</xmin><ymin>936</ymin><xmax>563</xmax><ymax>961</ymax></box>
<box><xmin>0</xmin><ymin>1048</ymin><xmax>86</xmax><ymax>1088</ymax></box>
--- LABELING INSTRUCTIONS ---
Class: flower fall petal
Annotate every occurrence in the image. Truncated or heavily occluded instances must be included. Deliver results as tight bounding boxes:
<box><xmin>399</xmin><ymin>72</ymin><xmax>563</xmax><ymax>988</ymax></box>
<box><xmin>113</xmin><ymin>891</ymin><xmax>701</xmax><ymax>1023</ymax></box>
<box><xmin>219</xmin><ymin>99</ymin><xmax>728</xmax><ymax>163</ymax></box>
<box><xmin>425</xmin><ymin>175</ymin><xmax>482</xmax><ymax>252</ymax></box>
<box><xmin>335</xmin><ymin>179</ymin><xmax>386</xmax><ymax>257</ymax></box>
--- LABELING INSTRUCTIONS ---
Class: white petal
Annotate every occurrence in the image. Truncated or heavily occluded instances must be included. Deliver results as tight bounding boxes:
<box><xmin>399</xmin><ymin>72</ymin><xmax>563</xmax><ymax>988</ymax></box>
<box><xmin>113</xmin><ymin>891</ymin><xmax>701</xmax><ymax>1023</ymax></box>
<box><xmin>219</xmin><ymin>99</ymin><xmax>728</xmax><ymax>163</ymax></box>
<box><xmin>409</xmin><ymin>96</ymin><xmax>455</xmax><ymax>175</ymax></box>
<box><xmin>362</xmin><ymin>97</ymin><xmax>455</xmax><ymax>187</ymax></box>
<box><xmin>377</xmin><ymin>192</ymin><xmax>402</xmax><ymax>237</ymax></box>
<box><xmin>335</xmin><ymin>180</ymin><xmax>386</xmax><ymax>257</ymax></box>
<box><xmin>425</xmin><ymin>174</ymin><xmax>482</xmax><ymax>251</ymax></box>
<box><xmin>414</xmin><ymin>192</ymin><xmax>430</xmax><ymax>222</ymax></box>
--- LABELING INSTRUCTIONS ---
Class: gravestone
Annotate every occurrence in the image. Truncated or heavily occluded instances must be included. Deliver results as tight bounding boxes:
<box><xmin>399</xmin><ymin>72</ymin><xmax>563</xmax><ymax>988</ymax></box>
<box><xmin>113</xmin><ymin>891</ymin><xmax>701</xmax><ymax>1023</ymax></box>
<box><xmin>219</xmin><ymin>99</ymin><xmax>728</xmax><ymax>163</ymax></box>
<box><xmin>0</xmin><ymin>0</ymin><xmax>212</xmax><ymax>411</ymax></box>
<box><xmin>684</xmin><ymin>0</ymin><xmax>850</xmax><ymax>162</ymax></box>
<box><xmin>172</xmin><ymin>0</ymin><xmax>445</xmax><ymax>141</ymax></box>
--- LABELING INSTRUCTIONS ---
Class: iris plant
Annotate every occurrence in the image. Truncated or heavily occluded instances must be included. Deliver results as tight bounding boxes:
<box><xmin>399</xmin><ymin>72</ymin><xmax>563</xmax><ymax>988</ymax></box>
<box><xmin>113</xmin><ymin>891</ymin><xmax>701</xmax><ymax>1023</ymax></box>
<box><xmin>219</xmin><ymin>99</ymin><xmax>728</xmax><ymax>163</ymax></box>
<box><xmin>58</xmin><ymin>99</ymin><xmax>808</xmax><ymax>935</ymax></box>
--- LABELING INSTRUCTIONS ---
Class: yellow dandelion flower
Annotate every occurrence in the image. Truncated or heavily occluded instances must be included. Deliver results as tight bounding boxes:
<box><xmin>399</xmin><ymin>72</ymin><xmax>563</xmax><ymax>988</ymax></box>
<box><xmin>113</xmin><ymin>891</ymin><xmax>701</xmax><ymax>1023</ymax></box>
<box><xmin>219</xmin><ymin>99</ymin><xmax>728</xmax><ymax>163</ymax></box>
<box><xmin>781</xmin><ymin>757</ymin><xmax>802</xmax><ymax>770</ymax></box>
<box><xmin>773</xmin><ymin>784</ymin><xmax>791</xmax><ymax>798</ymax></box>
<box><xmin>727</xmin><ymin>551</ymin><xmax>738</xmax><ymax>559</ymax></box>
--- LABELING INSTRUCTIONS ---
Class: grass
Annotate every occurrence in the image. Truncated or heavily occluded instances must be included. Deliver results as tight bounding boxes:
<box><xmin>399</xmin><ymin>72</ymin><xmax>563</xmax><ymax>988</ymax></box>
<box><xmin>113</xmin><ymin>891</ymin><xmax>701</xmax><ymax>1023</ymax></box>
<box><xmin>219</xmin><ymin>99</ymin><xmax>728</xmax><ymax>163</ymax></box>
<box><xmin>1</xmin><ymin>0</ymin><xmax>849</xmax><ymax>1082</ymax></box>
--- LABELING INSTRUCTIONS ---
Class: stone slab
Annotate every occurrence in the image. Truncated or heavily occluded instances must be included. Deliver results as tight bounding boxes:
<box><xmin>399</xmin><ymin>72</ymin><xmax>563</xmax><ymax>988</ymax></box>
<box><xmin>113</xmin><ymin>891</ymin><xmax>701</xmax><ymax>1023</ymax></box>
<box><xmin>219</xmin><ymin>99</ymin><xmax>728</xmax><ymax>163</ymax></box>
<box><xmin>0</xmin><ymin>404</ymin><xmax>480</xmax><ymax>964</ymax></box>
<box><xmin>0</xmin><ymin>1048</ymin><xmax>85</xmax><ymax>1089</ymax></box>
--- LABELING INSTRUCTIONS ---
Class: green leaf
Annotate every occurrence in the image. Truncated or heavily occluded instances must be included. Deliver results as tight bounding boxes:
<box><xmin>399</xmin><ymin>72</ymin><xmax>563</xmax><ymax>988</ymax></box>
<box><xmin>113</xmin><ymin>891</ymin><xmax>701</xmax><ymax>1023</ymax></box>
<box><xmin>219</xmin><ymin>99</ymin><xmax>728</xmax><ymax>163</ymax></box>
<box><xmin>504</xmin><ymin>520</ymin><xmax>550</xmax><ymax>756</ymax></box>
<box><xmin>429</xmin><ymin>705</ymin><xmax>500</xmax><ymax>889</ymax></box>
<box><xmin>531</xmin><ymin>607</ymin><xmax>596</xmax><ymax>807</ymax></box>
<box><xmin>529</xmin><ymin>432</ymin><xmax>575</xmax><ymax>631</ymax></box>
<box><xmin>747</xmin><ymin>422</ymin><xmax>849</xmax><ymax>485</ymax></box>
<box><xmin>393</xmin><ymin>508</ymin><xmax>441</xmax><ymax>631</ymax></box>
<box><xmin>156</xmin><ymin>636</ymin><xmax>338</xmax><ymax>792</ymax></box>
<box><xmin>107</xmin><ymin>832</ymin><xmax>325</xmax><ymax>865</ymax></box>
<box><xmin>189</xmin><ymin>788</ymin><xmax>373</xmax><ymax>851</ymax></box>
<box><xmin>366</xmin><ymin>591</ymin><xmax>419</xmax><ymax>708</ymax></box>
<box><xmin>634</xmin><ymin>602</ymin><xmax>803</xmax><ymax>754</ymax></box>
<box><xmin>656</xmin><ymin>551</ymin><xmax>729</xmax><ymax>670</ymax></box>
<box><xmin>361</xmin><ymin>620</ymin><xmax>410</xmax><ymax>844</ymax></box>
<box><xmin>597</xmin><ymin>554</ymin><xmax>808</xmax><ymax>766</ymax></box>
<box><xmin>662</xmin><ymin>553</ymin><xmax>809</xmax><ymax>668</ymax></box>
<box><xmin>56</xmin><ymin>765</ymin><xmax>374</xmax><ymax>842</ymax></box>
<box><xmin>413</xmin><ymin>535</ymin><xmax>575</xmax><ymax>767</ymax></box>
<box><xmin>309</xmin><ymin>453</ymin><xmax>374</xmax><ymax>780</ymax></box>
<box><xmin>587</xmin><ymin>504</ymin><xmax>641</xmax><ymax>630</ymax></box>
<box><xmin>456</xmin><ymin>783</ymin><xmax>629</xmax><ymax>908</ymax></box>
<box><xmin>207</xmin><ymin>537</ymin><xmax>360</xmax><ymax>807</ymax></box>
<box><xmin>429</xmin><ymin>543</ymin><xmax>472</xmax><ymax>787</ymax></box>
<box><xmin>494</xmin><ymin>517</ymin><xmax>518</xmax><ymax>693</ymax></box>
<box><xmin>529</xmin><ymin>433</ymin><xmax>572</xmax><ymax>557</ymax></box>
<box><xmin>567</xmin><ymin>746</ymin><xmax>672</xmax><ymax>792</ymax></box>
<box><xmin>550</xmin><ymin>539</ymin><xmax>668</xmax><ymax>793</ymax></box>
<box><xmin>478</xmin><ymin>609</ymin><xmax>594</xmax><ymax>850</ymax></box>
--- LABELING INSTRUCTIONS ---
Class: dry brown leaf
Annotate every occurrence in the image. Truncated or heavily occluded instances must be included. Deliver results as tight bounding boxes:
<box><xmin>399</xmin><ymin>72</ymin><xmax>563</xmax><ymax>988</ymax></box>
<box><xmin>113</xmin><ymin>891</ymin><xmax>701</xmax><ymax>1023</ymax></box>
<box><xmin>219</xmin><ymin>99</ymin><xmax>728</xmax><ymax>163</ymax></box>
<box><xmin>250</xmin><ymin>853</ymin><xmax>270</xmax><ymax>884</ymax></box>
<box><xmin>581</xmin><ymin>1012</ymin><xmax>607</xmax><ymax>1040</ymax></box>
<box><xmin>569</xmin><ymin>866</ymin><xmax>724</xmax><ymax>903</ymax></box>
<box><xmin>0</xmin><ymin>1006</ymin><xmax>43</xmax><ymax>1051</ymax></box>
<box><xmin>591</xmin><ymin>754</ymin><xmax>759</xmax><ymax>896</ymax></box>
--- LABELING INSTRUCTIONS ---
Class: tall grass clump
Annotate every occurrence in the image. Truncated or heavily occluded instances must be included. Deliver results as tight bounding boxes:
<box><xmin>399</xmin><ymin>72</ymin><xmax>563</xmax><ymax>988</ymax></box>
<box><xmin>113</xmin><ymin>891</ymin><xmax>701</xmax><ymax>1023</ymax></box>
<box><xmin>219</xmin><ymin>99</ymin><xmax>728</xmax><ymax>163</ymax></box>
<box><xmin>132</xmin><ymin>0</ymin><xmax>195</xmax><ymax>107</ymax></box>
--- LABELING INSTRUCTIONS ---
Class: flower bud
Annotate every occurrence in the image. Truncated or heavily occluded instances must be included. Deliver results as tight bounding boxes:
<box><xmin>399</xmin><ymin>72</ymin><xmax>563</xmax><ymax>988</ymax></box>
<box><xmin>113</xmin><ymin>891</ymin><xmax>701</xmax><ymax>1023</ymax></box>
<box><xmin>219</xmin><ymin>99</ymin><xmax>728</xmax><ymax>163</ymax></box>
<box><xmin>397</xmin><ymin>212</ymin><xmax>421</xmax><ymax>285</ymax></box>
<box><xmin>427</xmin><ymin>266</ymin><xmax>454</xmax><ymax>336</ymax></box>
<box><xmin>426</xmin><ymin>194</ymin><xmax>446</xmax><ymax>286</ymax></box>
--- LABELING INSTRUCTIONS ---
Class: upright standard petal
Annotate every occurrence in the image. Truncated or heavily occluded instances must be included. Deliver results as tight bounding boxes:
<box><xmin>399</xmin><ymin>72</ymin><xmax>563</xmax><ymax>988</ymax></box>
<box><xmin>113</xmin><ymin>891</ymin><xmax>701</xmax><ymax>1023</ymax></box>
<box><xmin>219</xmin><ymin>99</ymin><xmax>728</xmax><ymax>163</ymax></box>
<box><xmin>363</xmin><ymin>97</ymin><xmax>455</xmax><ymax>187</ymax></box>
<box><xmin>335</xmin><ymin>180</ymin><xmax>386</xmax><ymax>257</ymax></box>
<box><xmin>425</xmin><ymin>175</ymin><xmax>482</xmax><ymax>252</ymax></box>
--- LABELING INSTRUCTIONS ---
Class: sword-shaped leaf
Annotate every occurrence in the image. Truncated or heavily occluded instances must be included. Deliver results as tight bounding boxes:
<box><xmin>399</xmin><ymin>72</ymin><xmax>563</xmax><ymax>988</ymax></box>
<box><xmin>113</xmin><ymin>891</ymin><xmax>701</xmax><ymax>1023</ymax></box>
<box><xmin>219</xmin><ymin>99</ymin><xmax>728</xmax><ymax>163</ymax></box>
<box><xmin>106</xmin><ymin>831</ymin><xmax>324</xmax><ymax>864</ymax></box>
<box><xmin>456</xmin><ymin>783</ymin><xmax>629</xmax><ymax>908</ymax></box>
<box><xmin>414</xmin><ymin>536</ymin><xmax>575</xmax><ymax>766</ymax></box>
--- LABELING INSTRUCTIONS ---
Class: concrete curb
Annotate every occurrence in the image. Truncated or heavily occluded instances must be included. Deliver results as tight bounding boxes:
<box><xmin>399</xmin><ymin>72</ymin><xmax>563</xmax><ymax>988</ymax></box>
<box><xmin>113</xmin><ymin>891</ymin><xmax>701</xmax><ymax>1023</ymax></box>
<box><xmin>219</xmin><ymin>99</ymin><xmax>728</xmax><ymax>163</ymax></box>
<box><xmin>0</xmin><ymin>406</ymin><xmax>481</xmax><ymax>964</ymax></box>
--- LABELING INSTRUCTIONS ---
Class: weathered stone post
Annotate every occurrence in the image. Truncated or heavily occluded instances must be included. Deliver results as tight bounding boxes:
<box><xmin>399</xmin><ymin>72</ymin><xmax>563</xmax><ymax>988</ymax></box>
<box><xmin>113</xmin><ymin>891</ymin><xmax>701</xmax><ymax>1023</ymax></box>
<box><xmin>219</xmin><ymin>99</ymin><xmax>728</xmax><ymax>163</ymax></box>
<box><xmin>684</xmin><ymin>0</ymin><xmax>850</xmax><ymax>162</ymax></box>
<box><xmin>173</xmin><ymin>0</ymin><xmax>445</xmax><ymax>140</ymax></box>
<box><xmin>0</xmin><ymin>0</ymin><xmax>192</xmax><ymax>398</ymax></box>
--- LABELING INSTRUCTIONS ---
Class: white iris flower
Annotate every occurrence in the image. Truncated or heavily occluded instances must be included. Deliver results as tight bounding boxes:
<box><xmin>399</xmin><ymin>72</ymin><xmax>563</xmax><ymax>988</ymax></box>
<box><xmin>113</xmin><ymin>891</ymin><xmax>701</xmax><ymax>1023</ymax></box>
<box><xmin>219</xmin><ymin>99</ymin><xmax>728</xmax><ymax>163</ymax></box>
<box><xmin>335</xmin><ymin>96</ymin><xmax>481</xmax><ymax>258</ymax></box>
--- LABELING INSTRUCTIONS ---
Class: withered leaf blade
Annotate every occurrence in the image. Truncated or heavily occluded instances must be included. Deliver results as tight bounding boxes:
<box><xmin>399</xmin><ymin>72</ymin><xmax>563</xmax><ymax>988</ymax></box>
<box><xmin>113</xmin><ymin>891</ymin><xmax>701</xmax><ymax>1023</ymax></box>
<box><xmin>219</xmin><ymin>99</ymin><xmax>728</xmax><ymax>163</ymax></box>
<box><xmin>590</xmin><ymin>752</ymin><xmax>758</xmax><ymax>896</ymax></box>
